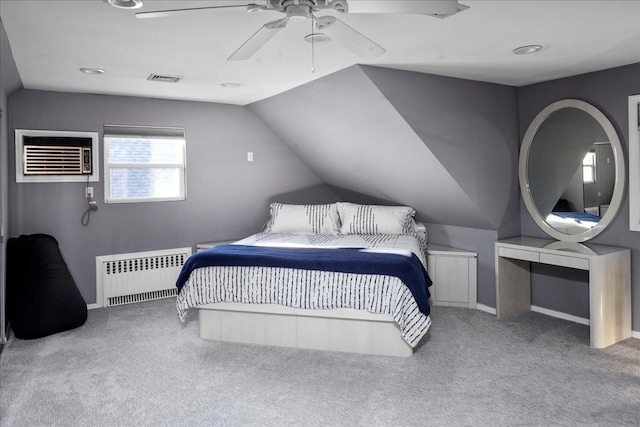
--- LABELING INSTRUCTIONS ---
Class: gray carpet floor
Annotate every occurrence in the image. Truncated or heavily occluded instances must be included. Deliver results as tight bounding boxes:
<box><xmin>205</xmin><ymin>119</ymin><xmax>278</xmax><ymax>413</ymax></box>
<box><xmin>1</xmin><ymin>298</ymin><xmax>639</xmax><ymax>427</ymax></box>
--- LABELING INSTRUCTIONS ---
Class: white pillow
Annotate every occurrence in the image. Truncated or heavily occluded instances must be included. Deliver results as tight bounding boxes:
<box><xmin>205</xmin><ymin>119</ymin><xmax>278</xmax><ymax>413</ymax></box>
<box><xmin>338</xmin><ymin>202</ymin><xmax>416</xmax><ymax>235</ymax></box>
<box><xmin>265</xmin><ymin>203</ymin><xmax>340</xmax><ymax>234</ymax></box>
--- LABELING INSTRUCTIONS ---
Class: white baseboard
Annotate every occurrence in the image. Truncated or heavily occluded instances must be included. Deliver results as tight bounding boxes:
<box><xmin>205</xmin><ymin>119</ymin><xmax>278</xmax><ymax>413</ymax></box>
<box><xmin>476</xmin><ymin>303</ymin><xmax>496</xmax><ymax>315</ymax></box>
<box><xmin>87</xmin><ymin>303</ymin><xmax>100</xmax><ymax>310</ymax></box>
<box><xmin>530</xmin><ymin>305</ymin><xmax>590</xmax><ymax>326</ymax></box>
<box><xmin>531</xmin><ymin>306</ymin><xmax>640</xmax><ymax>340</ymax></box>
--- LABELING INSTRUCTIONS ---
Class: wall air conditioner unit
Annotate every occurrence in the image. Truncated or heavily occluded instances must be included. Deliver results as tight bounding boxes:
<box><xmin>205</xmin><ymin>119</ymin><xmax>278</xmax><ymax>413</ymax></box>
<box><xmin>15</xmin><ymin>130</ymin><xmax>99</xmax><ymax>183</ymax></box>
<box><xmin>23</xmin><ymin>145</ymin><xmax>92</xmax><ymax>175</ymax></box>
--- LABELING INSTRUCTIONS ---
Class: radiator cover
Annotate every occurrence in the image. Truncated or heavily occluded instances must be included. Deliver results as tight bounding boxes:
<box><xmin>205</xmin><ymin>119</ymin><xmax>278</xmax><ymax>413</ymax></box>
<box><xmin>96</xmin><ymin>247</ymin><xmax>192</xmax><ymax>307</ymax></box>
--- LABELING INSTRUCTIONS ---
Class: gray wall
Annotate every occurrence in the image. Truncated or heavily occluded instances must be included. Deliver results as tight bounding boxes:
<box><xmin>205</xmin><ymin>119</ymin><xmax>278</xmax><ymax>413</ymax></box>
<box><xmin>249</xmin><ymin>65</ymin><xmax>522</xmax><ymax>307</ymax></box>
<box><xmin>7</xmin><ymin>90</ymin><xmax>339</xmax><ymax>304</ymax></box>
<box><xmin>1</xmin><ymin>87</ymin><xmax>7</xmax><ymax>345</ymax></box>
<box><xmin>519</xmin><ymin>63</ymin><xmax>640</xmax><ymax>330</ymax></box>
<box><xmin>1</xmin><ymin>16</ymin><xmax>23</xmax><ymax>344</ymax></box>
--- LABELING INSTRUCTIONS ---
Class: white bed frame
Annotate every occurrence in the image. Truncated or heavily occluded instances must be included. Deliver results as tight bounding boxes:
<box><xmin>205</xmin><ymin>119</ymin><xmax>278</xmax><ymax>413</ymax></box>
<box><xmin>196</xmin><ymin>222</ymin><xmax>428</xmax><ymax>357</ymax></box>
<box><xmin>198</xmin><ymin>303</ymin><xmax>414</xmax><ymax>357</ymax></box>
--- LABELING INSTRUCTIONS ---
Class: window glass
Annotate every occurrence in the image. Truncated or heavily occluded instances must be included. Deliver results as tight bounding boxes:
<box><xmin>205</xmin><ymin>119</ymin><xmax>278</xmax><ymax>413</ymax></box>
<box><xmin>582</xmin><ymin>151</ymin><xmax>596</xmax><ymax>184</ymax></box>
<box><xmin>108</xmin><ymin>138</ymin><xmax>184</xmax><ymax>164</ymax></box>
<box><xmin>104</xmin><ymin>126</ymin><xmax>186</xmax><ymax>203</ymax></box>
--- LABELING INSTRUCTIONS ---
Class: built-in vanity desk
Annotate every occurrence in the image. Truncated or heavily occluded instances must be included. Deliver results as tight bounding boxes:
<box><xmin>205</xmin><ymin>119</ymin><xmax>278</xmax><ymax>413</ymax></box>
<box><xmin>495</xmin><ymin>237</ymin><xmax>631</xmax><ymax>348</ymax></box>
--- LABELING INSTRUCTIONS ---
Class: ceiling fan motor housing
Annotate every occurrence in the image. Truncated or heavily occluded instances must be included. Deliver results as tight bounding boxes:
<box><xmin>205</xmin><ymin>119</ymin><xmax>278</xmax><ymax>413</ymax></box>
<box><xmin>271</xmin><ymin>0</ymin><xmax>349</xmax><ymax>22</ymax></box>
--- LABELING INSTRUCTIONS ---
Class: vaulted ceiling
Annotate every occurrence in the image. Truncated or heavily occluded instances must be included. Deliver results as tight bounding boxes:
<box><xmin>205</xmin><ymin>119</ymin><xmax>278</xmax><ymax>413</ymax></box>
<box><xmin>1</xmin><ymin>1</ymin><xmax>639</xmax><ymax>105</ymax></box>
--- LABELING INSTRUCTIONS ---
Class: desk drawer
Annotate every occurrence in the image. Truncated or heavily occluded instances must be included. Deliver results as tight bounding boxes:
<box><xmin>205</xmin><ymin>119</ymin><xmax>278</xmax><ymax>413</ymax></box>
<box><xmin>498</xmin><ymin>246</ymin><xmax>539</xmax><ymax>262</ymax></box>
<box><xmin>539</xmin><ymin>253</ymin><xmax>589</xmax><ymax>270</ymax></box>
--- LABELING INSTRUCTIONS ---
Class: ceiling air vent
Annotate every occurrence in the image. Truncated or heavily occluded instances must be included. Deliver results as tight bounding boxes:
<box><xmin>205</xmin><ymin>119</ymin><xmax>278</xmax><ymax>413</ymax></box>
<box><xmin>147</xmin><ymin>73</ymin><xmax>183</xmax><ymax>83</ymax></box>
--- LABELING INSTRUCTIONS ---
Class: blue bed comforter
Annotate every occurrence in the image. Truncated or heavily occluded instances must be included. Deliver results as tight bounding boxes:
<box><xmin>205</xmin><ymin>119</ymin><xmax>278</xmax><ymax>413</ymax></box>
<box><xmin>552</xmin><ymin>211</ymin><xmax>601</xmax><ymax>222</ymax></box>
<box><xmin>176</xmin><ymin>244</ymin><xmax>432</xmax><ymax>315</ymax></box>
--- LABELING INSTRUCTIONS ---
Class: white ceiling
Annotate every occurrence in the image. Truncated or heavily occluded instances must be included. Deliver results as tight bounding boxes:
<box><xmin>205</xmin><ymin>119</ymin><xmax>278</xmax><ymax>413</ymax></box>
<box><xmin>1</xmin><ymin>0</ymin><xmax>639</xmax><ymax>106</ymax></box>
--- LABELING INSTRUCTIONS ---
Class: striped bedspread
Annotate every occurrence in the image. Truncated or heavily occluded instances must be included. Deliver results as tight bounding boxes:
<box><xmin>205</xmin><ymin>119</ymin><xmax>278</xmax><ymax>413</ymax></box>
<box><xmin>176</xmin><ymin>233</ymin><xmax>432</xmax><ymax>347</ymax></box>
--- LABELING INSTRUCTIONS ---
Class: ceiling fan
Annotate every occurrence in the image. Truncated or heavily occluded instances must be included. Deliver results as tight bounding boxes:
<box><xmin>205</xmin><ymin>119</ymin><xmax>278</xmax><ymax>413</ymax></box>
<box><xmin>135</xmin><ymin>1</ymin><xmax>467</xmax><ymax>61</ymax></box>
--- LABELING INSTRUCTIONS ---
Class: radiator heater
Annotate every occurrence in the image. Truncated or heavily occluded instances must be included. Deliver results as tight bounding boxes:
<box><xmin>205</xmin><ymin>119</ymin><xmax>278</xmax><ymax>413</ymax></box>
<box><xmin>96</xmin><ymin>247</ymin><xmax>192</xmax><ymax>307</ymax></box>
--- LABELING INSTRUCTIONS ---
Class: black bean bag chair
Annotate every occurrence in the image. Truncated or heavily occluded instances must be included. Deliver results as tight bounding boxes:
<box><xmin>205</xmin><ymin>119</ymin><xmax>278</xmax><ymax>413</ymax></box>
<box><xmin>7</xmin><ymin>234</ymin><xmax>87</xmax><ymax>339</ymax></box>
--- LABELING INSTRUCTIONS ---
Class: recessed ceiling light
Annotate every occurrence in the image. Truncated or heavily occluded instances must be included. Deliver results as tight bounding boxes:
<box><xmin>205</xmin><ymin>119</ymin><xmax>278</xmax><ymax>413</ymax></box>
<box><xmin>304</xmin><ymin>33</ymin><xmax>331</xmax><ymax>44</ymax></box>
<box><xmin>512</xmin><ymin>45</ymin><xmax>543</xmax><ymax>55</ymax></box>
<box><xmin>80</xmin><ymin>68</ymin><xmax>106</xmax><ymax>75</ymax></box>
<box><xmin>221</xmin><ymin>83</ymin><xmax>241</xmax><ymax>88</ymax></box>
<box><xmin>103</xmin><ymin>0</ymin><xmax>143</xmax><ymax>9</ymax></box>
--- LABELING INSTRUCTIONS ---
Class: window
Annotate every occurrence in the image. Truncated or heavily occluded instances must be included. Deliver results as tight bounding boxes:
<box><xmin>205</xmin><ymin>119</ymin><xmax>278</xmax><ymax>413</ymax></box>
<box><xmin>104</xmin><ymin>125</ymin><xmax>186</xmax><ymax>203</ymax></box>
<box><xmin>582</xmin><ymin>150</ymin><xmax>596</xmax><ymax>184</ymax></box>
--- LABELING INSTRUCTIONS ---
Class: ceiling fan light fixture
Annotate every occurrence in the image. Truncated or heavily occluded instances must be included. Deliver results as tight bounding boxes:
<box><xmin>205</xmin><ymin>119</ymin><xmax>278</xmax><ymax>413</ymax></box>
<box><xmin>304</xmin><ymin>33</ymin><xmax>331</xmax><ymax>44</ymax></box>
<box><xmin>103</xmin><ymin>0</ymin><xmax>143</xmax><ymax>9</ymax></box>
<box><xmin>513</xmin><ymin>45</ymin><xmax>543</xmax><ymax>55</ymax></box>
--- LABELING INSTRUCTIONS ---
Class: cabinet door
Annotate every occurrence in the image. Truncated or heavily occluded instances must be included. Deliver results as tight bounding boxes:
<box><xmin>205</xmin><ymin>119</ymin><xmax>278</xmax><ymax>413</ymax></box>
<box><xmin>434</xmin><ymin>256</ymin><xmax>470</xmax><ymax>304</ymax></box>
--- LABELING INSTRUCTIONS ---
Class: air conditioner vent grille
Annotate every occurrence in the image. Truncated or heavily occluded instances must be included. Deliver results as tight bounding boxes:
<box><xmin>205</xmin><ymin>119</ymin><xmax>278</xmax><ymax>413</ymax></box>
<box><xmin>147</xmin><ymin>73</ymin><xmax>183</xmax><ymax>83</ymax></box>
<box><xmin>23</xmin><ymin>145</ymin><xmax>85</xmax><ymax>175</ymax></box>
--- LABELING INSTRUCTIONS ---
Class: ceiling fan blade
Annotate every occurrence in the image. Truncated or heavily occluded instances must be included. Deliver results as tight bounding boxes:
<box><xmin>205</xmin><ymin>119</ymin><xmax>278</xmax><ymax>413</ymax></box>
<box><xmin>346</xmin><ymin>0</ymin><xmax>460</xmax><ymax>17</ymax></box>
<box><xmin>227</xmin><ymin>18</ymin><xmax>288</xmax><ymax>61</ymax></box>
<box><xmin>314</xmin><ymin>16</ymin><xmax>385</xmax><ymax>60</ymax></box>
<box><xmin>135</xmin><ymin>4</ymin><xmax>263</xmax><ymax>19</ymax></box>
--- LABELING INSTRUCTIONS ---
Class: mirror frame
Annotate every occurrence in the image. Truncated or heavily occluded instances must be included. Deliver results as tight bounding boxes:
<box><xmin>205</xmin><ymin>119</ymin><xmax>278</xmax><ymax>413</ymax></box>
<box><xmin>519</xmin><ymin>99</ymin><xmax>625</xmax><ymax>242</ymax></box>
<box><xmin>629</xmin><ymin>94</ymin><xmax>640</xmax><ymax>231</ymax></box>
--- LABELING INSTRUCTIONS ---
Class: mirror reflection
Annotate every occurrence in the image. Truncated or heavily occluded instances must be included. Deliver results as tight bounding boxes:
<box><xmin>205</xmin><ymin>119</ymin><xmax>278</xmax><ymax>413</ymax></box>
<box><xmin>527</xmin><ymin>107</ymin><xmax>614</xmax><ymax>235</ymax></box>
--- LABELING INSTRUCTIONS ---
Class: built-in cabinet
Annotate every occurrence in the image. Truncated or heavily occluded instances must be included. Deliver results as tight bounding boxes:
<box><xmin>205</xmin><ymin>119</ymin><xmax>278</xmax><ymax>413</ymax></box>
<box><xmin>428</xmin><ymin>245</ymin><xmax>477</xmax><ymax>308</ymax></box>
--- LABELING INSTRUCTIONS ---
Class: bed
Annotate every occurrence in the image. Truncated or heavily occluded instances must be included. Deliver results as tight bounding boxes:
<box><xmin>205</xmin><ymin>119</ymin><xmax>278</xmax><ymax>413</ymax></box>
<box><xmin>546</xmin><ymin>199</ymin><xmax>601</xmax><ymax>234</ymax></box>
<box><xmin>176</xmin><ymin>202</ymin><xmax>432</xmax><ymax>357</ymax></box>
<box><xmin>546</xmin><ymin>211</ymin><xmax>600</xmax><ymax>234</ymax></box>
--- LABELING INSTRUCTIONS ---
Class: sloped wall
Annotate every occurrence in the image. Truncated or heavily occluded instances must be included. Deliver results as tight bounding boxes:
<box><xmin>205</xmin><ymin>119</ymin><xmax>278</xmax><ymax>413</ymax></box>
<box><xmin>359</xmin><ymin>66</ymin><xmax>521</xmax><ymax>233</ymax></box>
<box><xmin>0</xmin><ymin>17</ymin><xmax>22</xmax><ymax>96</ymax></box>
<box><xmin>249</xmin><ymin>65</ymin><xmax>521</xmax><ymax>307</ymax></box>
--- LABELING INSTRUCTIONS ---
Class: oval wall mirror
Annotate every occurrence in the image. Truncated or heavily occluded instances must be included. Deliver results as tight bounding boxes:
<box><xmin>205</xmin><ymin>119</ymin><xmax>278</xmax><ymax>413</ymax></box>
<box><xmin>519</xmin><ymin>99</ymin><xmax>625</xmax><ymax>242</ymax></box>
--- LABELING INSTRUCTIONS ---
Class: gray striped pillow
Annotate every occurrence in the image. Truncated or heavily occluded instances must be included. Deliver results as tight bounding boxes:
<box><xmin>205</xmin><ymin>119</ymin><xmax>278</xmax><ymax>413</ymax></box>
<box><xmin>338</xmin><ymin>202</ymin><xmax>416</xmax><ymax>235</ymax></box>
<box><xmin>265</xmin><ymin>203</ymin><xmax>340</xmax><ymax>234</ymax></box>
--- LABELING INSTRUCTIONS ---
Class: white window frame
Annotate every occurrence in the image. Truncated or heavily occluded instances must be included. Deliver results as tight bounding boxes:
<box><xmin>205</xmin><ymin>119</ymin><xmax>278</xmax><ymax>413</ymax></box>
<box><xmin>15</xmin><ymin>129</ymin><xmax>99</xmax><ymax>183</ymax></box>
<box><xmin>103</xmin><ymin>125</ymin><xmax>186</xmax><ymax>204</ymax></box>
<box><xmin>629</xmin><ymin>94</ymin><xmax>640</xmax><ymax>231</ymax></box>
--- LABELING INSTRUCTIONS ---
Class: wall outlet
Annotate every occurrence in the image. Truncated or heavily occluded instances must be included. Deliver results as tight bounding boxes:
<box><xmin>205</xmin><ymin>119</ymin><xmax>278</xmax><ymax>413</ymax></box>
<box><xmin>86</xmin><ymin>187</ymin><xmax>93</xmax><ymax>198</ymax></box>
<box><xmin>247</xmin><ymin>152</ymin><xmax>254</xmax><ymax>162</ymax></box>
